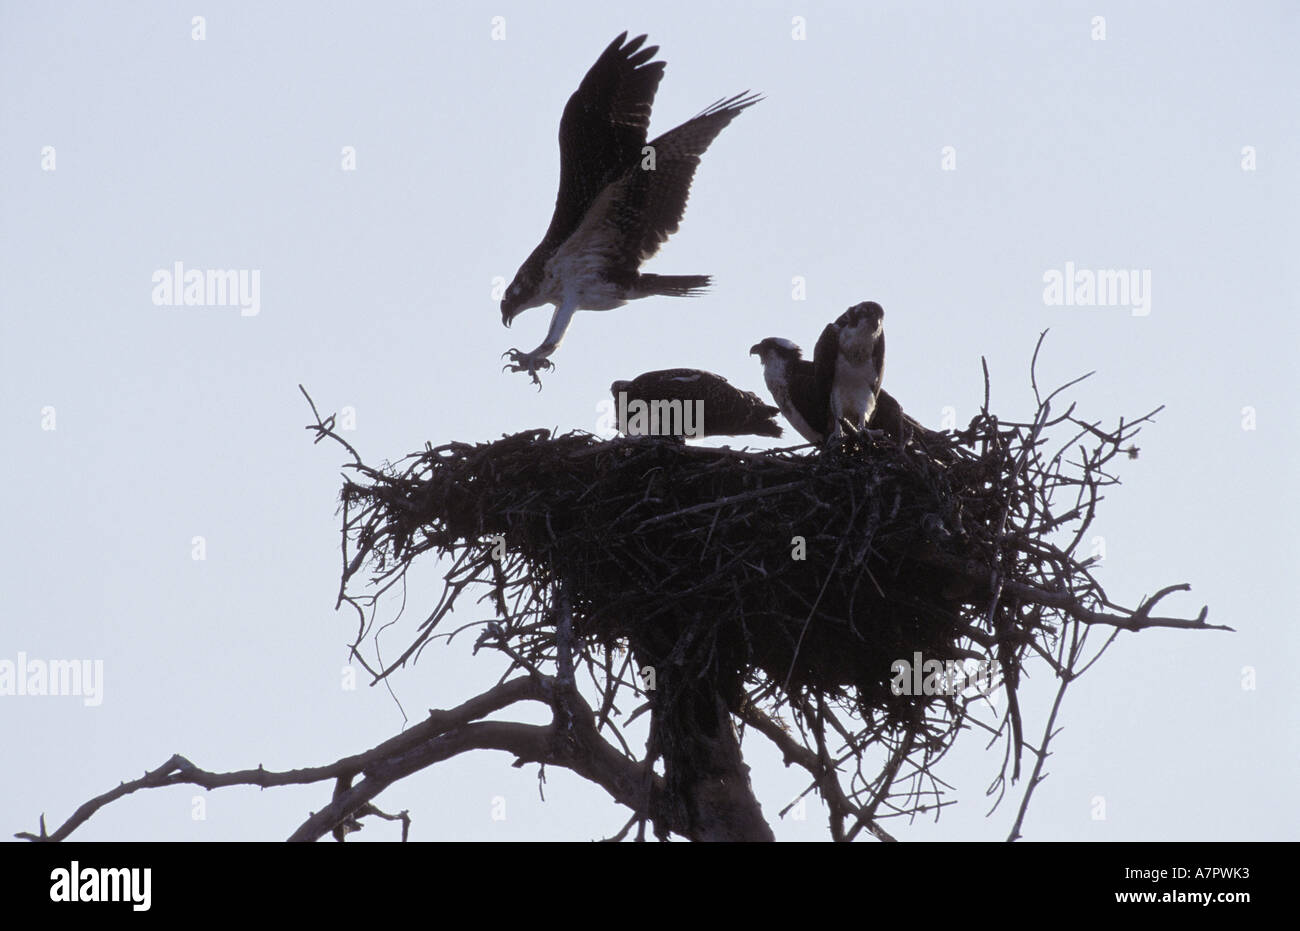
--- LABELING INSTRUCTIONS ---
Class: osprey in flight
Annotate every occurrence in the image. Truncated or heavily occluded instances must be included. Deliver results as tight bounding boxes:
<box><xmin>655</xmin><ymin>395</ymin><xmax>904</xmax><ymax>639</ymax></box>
<box><xmin>751</xmin><ymin>302</ymin><xmax>887</xmax><ymax>444</ymax></box>
<box><xmin>611</xmin><ymin>369</ymin><xmax>781</xmax><ymax>439</ymax></box>
<box><xmin>501</xmin><ymin>32</ymin><xmax>760</xmax><ymax>384</ymax></box>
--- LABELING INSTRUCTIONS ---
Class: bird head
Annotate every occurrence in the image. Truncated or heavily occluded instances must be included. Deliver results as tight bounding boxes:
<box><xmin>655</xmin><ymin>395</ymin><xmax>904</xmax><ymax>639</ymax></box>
<box><xmin>500</xmin><ymin>264</ymin><xmax>545</xmax><ymax>326</ymax></box>
<box><xmin>749</xmin><ymin>337</ymin><xmax>802</xmax><ymax>369</ymax></box>
<box><xmin>836</xmin><ymin>301</ymin><xmax>885</xmax><ymax>337</ymax></box>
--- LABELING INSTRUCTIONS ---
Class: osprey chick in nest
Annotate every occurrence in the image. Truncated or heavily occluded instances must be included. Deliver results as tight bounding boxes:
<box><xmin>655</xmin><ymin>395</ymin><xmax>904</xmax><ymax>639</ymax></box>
<box><xmin>611</xmin><ymin>368</ymin><xmax>781</xmax><ymax>440</ymax></box>
<box><xmin>751</xmin><ymin>301</ymin><xmax>887</xmax><ymax>443</ymax></box>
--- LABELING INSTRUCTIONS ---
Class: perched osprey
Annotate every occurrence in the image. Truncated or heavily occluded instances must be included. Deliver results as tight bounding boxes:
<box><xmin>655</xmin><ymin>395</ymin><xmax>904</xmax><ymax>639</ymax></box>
<box><xmin>751</xmin><ymin>302</ymin><xmax>888</xmax><ymax>444</ymax></box>
<box><xmin>501</xmin><ymin>32</ymin><xmax>760</xmax><ymax>384</ymax></box>
<box><xmin>611</xmin><ymin>369</ymin><xmax>781</xmax><ymax>439</ymax></box>
<box><xmin>814</xmin><ymin>301</ymin><xmax>886</xmax><ymax>439</ymax></box>
<box><xmin>748</xmin><ymin>338</ymin><xmax>829</xmax><ymax>445</ymax></box>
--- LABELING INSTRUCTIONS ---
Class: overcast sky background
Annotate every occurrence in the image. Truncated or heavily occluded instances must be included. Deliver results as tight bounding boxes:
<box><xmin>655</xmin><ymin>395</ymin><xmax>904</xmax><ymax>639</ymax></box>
<box><xmin>2</xmin><ymin>1</ymin><xmax>1297</xmax><ymax>841</ymax></box>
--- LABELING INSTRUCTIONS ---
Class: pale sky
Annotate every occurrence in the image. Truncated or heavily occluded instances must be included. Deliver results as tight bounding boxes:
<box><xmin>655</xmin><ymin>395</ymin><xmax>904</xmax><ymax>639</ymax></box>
<box><xmin>2</xmin><ymin>1</ymin><xmax>1297</xmax><ymax>841</ymax></box>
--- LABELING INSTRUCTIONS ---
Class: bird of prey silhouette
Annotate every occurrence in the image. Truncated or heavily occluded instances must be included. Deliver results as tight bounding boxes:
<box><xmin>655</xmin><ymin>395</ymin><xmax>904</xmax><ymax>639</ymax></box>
<box><xmin>752</xmin><ymin>302</ymin><xmax>888</xmax><ymax>444</ymax></box>
<box><xmin>749</xmin><ymin>338</ymin><xmax>829</xmax><ymax>445</ymax></box>
<box><xmin>611</xmin><ymin>368</ymin><xmax>781</xmax><ymax>439</ymax></box>
<box><xmin>814</xmin><ymin>301</ymin><xmax>886</xmax><ymax>440</ymax></box>
<box><xmin>501</xmin><ymin>32</ymin><xmax>760</xmax><ymax>385</ymax></box>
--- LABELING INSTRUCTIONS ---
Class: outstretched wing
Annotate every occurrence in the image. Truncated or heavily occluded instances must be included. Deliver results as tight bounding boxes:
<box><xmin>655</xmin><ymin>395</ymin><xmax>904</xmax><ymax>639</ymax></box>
<box><xmin>605</xmin><ymin>92</ymin><xmax>762</xmax><ymax>271</ymax></box>
<box><xmin>540</xmin><ymin>33</ymin><xmax>665</xmax><ymax>250</ymax></box>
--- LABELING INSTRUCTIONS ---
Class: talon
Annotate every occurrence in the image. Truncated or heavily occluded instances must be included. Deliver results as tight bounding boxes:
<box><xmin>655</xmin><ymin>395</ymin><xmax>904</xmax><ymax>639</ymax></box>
<box><xmin>501</xmin><ymin>348</ymin><xmax>555</xmax><ymax>387</ymax></box>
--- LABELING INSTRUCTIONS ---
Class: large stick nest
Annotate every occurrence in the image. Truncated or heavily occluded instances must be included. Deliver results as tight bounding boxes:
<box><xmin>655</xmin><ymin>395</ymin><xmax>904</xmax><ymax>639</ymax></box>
<box><xmin>349</xmin><ymin>426</ymin><xmax>1002</xmax><ymax>740</ymax></box>
<box><xmin>318</xmin><ymin>343</ymin><xmax>1215</xmax><ymax>835</ymax></box>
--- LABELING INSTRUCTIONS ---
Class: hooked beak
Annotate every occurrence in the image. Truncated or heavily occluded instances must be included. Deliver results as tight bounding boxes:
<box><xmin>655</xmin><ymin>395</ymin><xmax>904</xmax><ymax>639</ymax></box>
<box><xmin>749</xmin><ymin>343</ymin><xmax>761</xmax><ymax>356</ymax></box>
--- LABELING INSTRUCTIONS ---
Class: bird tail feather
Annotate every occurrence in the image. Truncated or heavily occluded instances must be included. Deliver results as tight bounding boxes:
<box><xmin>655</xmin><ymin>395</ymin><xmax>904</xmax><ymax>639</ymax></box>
<box><xmin>635</xmin><ymin>274</ymin><xmax>711</xmax><ymax>297</ymax></box>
